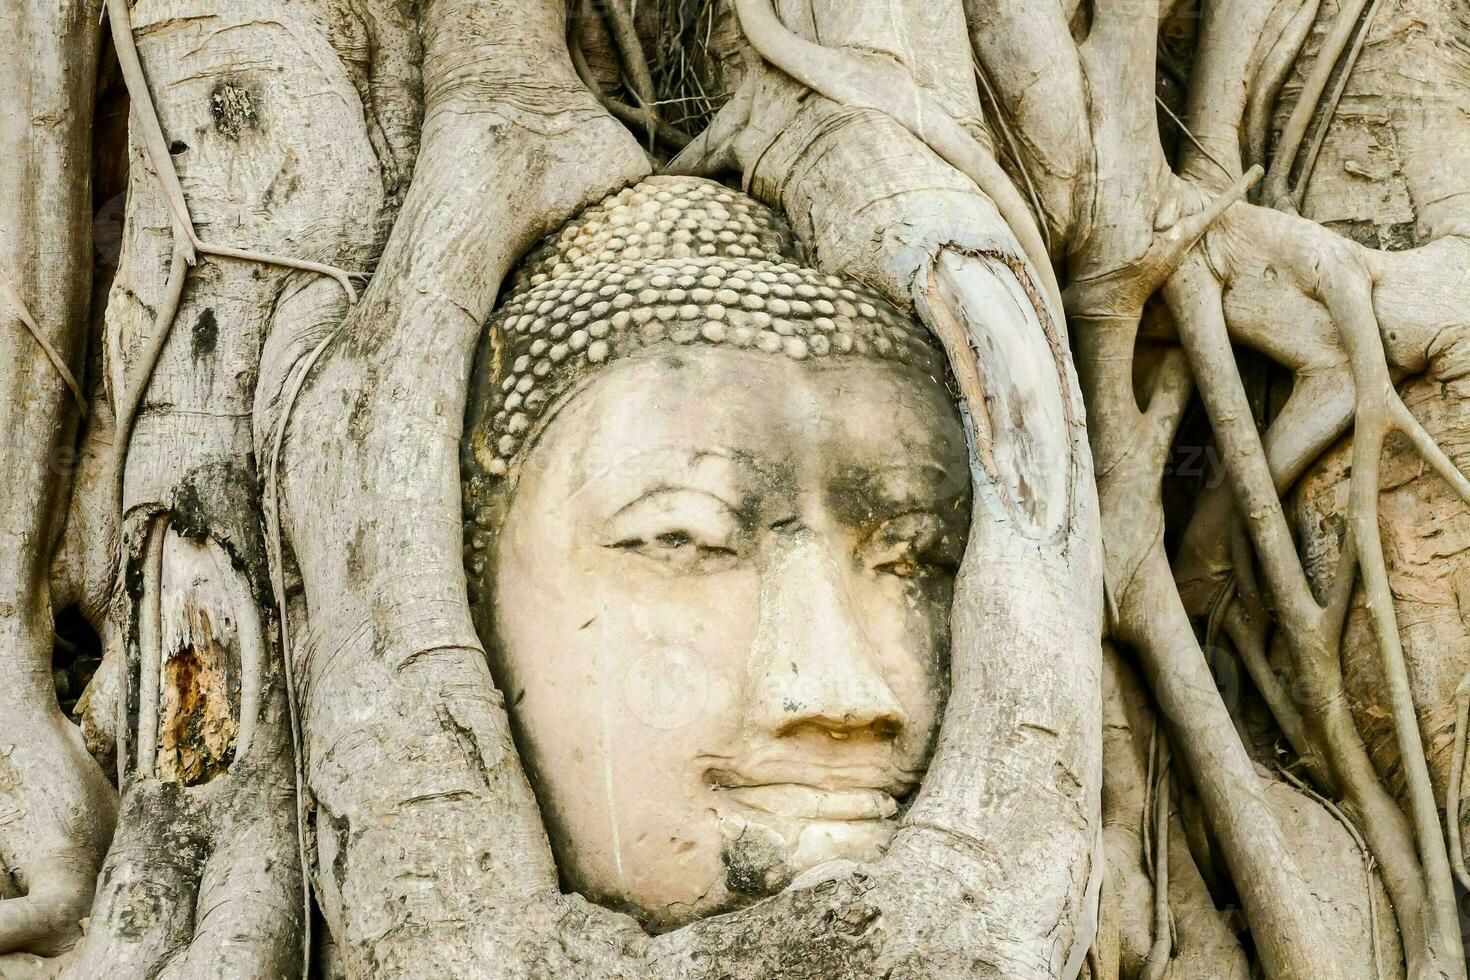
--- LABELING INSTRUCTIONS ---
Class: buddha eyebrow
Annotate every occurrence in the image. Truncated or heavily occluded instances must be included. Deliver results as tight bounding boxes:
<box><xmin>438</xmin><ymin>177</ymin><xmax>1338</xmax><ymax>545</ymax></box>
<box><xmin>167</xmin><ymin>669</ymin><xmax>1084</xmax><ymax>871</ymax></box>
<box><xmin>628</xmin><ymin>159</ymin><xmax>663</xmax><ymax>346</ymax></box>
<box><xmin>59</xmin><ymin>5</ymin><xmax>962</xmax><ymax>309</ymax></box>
<box><xmin>834</xmin><ymin>461</ymin><xmax>962</xmax><ymax>493</ymax></box>
<box><xmin>607</xmin><ymin>483</ymin><xmax>742</xmax><ymax>520</ymax></box>
<box><xmin>824</xmin><ymin>463</ymin><xmax>967</xmax><ymax>523</ymax></box>
<box><xmin>569</xmin><ymin>445</ymin><xmax>756</xmax><ymax>504</ymax></box>
<box><xmin>691</xmin><ymin>447</ymin><xmax>781</xmax><ymax>485</ymax></box>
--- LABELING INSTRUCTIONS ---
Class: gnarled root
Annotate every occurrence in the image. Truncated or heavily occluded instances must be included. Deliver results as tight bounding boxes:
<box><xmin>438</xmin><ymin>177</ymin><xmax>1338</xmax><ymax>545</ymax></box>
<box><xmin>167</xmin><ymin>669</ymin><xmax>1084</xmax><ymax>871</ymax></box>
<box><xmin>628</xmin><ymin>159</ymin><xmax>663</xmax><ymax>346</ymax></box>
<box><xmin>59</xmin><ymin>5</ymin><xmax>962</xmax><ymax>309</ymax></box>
<box><xmin>63</xmin><ymin>526</ymin><xmax>301</xmax><ymax>977</ymax></box>
<box><xmin>0</xmin><ymin>711</ymin><xmax>116</xmax><ymax>958</ymax></box>
<box><xmin>102</xmin><ymin>0</ymin><xmax>360</xmax><ymax>529</ymax></box>
<box><xmin>1163</xmin><ymin>212</ymin><xmax>1470</xmax><ymax>977</ymax></box>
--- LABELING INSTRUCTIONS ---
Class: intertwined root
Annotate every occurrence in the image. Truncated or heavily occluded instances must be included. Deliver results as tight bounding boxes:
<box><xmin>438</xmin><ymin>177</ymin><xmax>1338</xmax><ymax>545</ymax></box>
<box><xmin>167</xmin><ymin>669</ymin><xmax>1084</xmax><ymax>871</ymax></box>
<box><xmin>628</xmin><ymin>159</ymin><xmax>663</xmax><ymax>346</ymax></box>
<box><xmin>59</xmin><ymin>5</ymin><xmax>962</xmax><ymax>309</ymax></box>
<box><xmin>568</xmin><ymin>2</ymin><xmax>692</xmax><ymax>151</ymax></box>
<box><xmin>47</xmin><ymin>0</ymin><xmax>1468</xmax><ymax>974</ymax></box>
<box><xmin>102</xmin><ymin>0</ymin><xmax>361</xmax><ymax>522</ymax></box>
<box><xmin>1173</xmin><ymin>226</ymin><xmax>1470</xmax><ymax>975</ymax></box>
<box><xmin>1259</xmin><ymin>0</ymin><xmax>1384</xmax><ymax>210</ymax></box>
<box><xmin>1065</xmin><ymin>168</ymin><xmax>1263</xmax><ymax>323</ymax></box>
<box><xmin>1307</xmin><ymin>247</ymin><xmax>1470</xmax><ymax>945</ymax></box>
<box><xmin>92</xmin><ymin>1</ymin><xmax>364</xmax><ymax>970</ymax></box>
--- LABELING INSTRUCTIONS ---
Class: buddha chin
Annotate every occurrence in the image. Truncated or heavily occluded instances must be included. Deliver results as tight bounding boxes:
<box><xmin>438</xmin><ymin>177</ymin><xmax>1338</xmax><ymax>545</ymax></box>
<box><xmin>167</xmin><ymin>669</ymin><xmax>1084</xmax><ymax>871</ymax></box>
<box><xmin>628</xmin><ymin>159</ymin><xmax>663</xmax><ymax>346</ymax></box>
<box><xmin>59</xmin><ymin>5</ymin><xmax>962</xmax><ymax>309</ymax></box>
<box><xmin>462</xmin><ymin>176</ymin><xmax>971</xmax><ymax>931</ymax></box>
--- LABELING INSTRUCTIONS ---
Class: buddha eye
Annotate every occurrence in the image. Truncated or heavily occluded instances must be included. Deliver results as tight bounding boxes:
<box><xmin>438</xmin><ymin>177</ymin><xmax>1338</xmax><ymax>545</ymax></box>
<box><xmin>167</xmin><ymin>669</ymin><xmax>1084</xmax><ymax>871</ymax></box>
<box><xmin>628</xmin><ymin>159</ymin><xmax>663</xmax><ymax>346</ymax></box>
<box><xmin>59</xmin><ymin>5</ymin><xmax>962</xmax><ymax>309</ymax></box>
<box><xmin>876</xmin><ymin>557</ymin><xmax>921</xmax><ymax>579</ymax></box>
<box><xmin>865</xmin><ymin>512</ymin><xmax>961</xmax><ymax>581</ymax></box>
<box><xmin>603</xmin><ymin>489</ymin><xmax>744</xmax><ymax>572</ymax></box>
<box><xmin>610</xmin><ymin>528</ymin><xmax>739</xmax><ymax>569</ymax></box>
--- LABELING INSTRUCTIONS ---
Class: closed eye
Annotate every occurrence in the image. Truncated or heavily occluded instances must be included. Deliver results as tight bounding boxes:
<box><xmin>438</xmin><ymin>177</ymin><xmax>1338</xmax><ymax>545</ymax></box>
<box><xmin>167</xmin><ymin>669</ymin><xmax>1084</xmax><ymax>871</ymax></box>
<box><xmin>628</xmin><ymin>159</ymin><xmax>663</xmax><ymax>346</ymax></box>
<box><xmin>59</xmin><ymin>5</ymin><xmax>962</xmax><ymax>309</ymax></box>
<box><xmin>604</xmin><ymin>488</ymin><xmax>744</xmax><ymax>571</ymax></box>
<box><xmin>656</xmin><ymin>530</ymin><xmax>691</xmax><ymax>549</ymax></box>
<box><xmin>612</xmin><ymin>530</ymin><xmax>737</xmax><ymax>557</ymax></box>
<box><xmin>863</xmin><ymin>511</ymin><xmax>962</xmax><ymax>580</ymax></box>
<box><xmin>874</xmin><ymin>556</ymin><xmax>923</xmax><ymax>579</ymax></box>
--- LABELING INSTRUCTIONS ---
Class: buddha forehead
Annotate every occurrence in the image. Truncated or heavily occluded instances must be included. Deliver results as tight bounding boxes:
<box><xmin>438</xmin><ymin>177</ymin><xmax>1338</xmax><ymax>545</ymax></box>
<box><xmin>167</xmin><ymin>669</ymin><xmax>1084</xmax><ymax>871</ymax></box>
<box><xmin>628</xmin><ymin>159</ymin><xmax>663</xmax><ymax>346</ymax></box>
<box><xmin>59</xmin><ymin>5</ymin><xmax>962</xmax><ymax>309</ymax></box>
<box><xmin>518</xmin><ymin>346</ymin><xmax>969</xmax><ymax>514</ymax></box>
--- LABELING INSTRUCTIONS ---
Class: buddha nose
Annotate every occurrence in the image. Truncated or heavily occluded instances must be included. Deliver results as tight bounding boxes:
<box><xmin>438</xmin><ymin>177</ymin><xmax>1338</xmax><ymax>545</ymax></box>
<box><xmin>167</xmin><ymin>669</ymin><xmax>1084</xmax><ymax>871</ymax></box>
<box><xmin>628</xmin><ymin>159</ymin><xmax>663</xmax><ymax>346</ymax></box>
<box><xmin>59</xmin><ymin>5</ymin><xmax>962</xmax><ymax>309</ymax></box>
<box><xmin>747</xmin><ymin>525</ymin><xmax>907</xmax><ymax>741</ymax></box>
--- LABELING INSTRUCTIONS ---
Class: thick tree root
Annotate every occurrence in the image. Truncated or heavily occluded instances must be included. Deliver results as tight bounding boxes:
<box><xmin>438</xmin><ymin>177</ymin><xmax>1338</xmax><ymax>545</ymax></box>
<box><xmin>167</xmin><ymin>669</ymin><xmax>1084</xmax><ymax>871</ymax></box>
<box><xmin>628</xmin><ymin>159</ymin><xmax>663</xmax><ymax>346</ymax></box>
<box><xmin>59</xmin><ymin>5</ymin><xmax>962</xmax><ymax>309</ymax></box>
<box><xmin>97</xmin><ymin>3</ymin><xmax>368</xmax><ymax>972</ymax></box>
<box><xmin>103</xmin><ymin>0</ymin><xmax>359</xmax><ymax>526</ymax></box>
<box><xmin>731</xmin><ymin>0</ymin><xmax>1063</xmax><ymax>315</ymax></box>
<box><xmin>1077</xmin><ymin>303</ymin><xmax>1350</xmax><ymax>977</ymax></box>
<box><xmin>262</xmin><ymin>304</ymin><xmax>351</xmax><ymax>980</ymax></box>
<box><xmin>0</xmin><ymin>1</ymin><xmax>113</xmax><ymax>958</ymax></box>
<box><xmin>1286</xmin><ymin>763</ymin><xmax>1388</xmax><ymax>978</ymax></box>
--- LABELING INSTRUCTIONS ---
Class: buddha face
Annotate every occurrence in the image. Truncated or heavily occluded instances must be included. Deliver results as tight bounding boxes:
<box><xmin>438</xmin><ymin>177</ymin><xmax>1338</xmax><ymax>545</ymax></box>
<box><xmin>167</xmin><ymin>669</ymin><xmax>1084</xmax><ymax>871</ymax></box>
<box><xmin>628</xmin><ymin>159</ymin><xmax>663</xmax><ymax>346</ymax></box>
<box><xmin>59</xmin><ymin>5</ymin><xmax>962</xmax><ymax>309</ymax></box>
<box><xmin>487</xmin><ymin>344</ymin><xmax>970</xmax><ymax>930</ymax></box>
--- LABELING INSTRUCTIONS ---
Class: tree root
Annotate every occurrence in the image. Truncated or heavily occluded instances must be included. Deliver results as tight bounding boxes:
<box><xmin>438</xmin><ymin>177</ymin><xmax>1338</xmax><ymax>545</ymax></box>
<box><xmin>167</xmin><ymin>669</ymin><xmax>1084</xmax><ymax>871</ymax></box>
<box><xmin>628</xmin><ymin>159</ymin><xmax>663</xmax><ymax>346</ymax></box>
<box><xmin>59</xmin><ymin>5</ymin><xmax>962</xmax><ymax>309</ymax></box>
<box><xmin>1278</xmin><ymin>765</ymin><xmax>1387</xmax><ymax>978</ymax></box>
<box><xmin>966</xmin><ymin>0</ymin><xmax>1467</xmax><ymax>969</ymax></box>
<box><xmin>594</xmin><ymin>0</ymin><xmax>693</xmax><ymax>152</ymax></box>
<box><xmin>1175</xmin><ymin>361</ymin><xmax>1357</xmax><ymax>783</ymax></box>
<box><xmin>1154</xmin><ymin>95</ymin><xmax>1234</xmax><ymax>184</ymax></box>
<box><xmin>1203</xmin><ymin>527</ymin><xmax>1299</xmax><ymax>751</ymax></box>
<box><xmin>131</xmin><ymin>514</ymin><xmax>166</xmax><ymax>779</ymax></box>
<box><xmin>99</xmin><ymin>2</ymin><xmax>365</xmax><ymax>972</ymax></box>
<box><xmin>597</xmin><ymin>0</ymin><xmax>659</xmax><ymax>117</ymax></box>
<box><xmin>661</xmin><ymin>79</ymin><xmax>751</xmax><ymax>177</ymax></box>
<box><xmin>1076</xmin><ymin>300</ymin><xmax>1348</xmax><ymax>975</ymax></box>
<box><xmin>1059</xmin><ymin>3</ymin><xmax>1433</xmax><ymax>960</ymax></box>
<box><xmin>102</xmin><ymin>0</ymin><xmax>359</xmax><ymax>524</ymax></box>
<box><xmin>1325</xmin><ymin>255</ymin><xmax>1468</xmax><ymax>968</ymax></box>
<box><xmin>1141</xmin><ymin>735</ymin><xmax>1173</xmax><ymax>980</ymax></box>
<box><xmin>1245</xmin><ymin>0</ymin><xmax>1323</xmax><ymax>173</ymax></box>
<box><xmin>261</xmin><ymin>303</ymin><xmax>350</xmax><ymax>980</ymax></box>
<box><xmin>570</xmin><ymin>31</ymin><xmax>692</xmax><ymax>151</ymax></box>
<box><xmin>1165</xmin><ymin>236</ymin><xmax>1468</xmax><ymax>978</ymax></box>
<box><xmin>0</xmin><ymin>276</ymin><xmax>86</xmax><ymax>415</ymax></box>
<box><xmin>972</xmin><ymin>56</ymin><xmax>1051</xmax><ymax>256</ymax></box>
<box><xmin>1289</xmin><ymin>0</ymin><xmax>1384</xmax><ymax>206</ymax></box>
<box><xmin>1064</xmin><ymin>167</ymin><xmax>1261</xmax><ymax>322</ymax></box>
<box><xmin>1449</xmin><ymin>672</ymin><xmax>1470</xmax><ymax>890</ymax></box>
<box><xmin>108</xmin><ymin>250</ymin><xmax>184</xmax><ymax>525</ymax></box>
<box><xmin>732</xmin><ymin>0</ymin><xmax>1063</xmax><ymax>315</ymax></box>
<box><xmin>1261</xmin><ymin>0</ymin><xmax>1380</xmax><ymax>210</ymax></box>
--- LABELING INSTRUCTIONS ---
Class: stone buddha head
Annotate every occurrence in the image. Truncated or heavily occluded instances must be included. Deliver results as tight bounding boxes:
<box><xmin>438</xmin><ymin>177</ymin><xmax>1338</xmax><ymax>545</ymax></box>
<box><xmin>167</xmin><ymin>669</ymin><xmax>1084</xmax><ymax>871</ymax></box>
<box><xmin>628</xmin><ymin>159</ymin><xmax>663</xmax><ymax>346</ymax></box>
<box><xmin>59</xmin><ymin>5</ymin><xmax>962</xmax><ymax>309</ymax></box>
<box><xmin>462</xmin><ymin>177</ymin><xmax>971</xmax><ymax>931</ymax></box>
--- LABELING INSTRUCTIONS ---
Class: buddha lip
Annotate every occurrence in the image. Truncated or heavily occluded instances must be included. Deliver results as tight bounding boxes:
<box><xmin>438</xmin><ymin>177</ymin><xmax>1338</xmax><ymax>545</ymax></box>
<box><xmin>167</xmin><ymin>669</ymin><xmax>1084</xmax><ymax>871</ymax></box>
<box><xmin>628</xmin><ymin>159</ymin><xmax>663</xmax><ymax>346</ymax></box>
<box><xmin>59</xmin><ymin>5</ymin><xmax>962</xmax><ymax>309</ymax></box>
<box><xmin>712</xmin><ymin>782</ymin><xmax>899</xmax><ymax>821</ymax></box>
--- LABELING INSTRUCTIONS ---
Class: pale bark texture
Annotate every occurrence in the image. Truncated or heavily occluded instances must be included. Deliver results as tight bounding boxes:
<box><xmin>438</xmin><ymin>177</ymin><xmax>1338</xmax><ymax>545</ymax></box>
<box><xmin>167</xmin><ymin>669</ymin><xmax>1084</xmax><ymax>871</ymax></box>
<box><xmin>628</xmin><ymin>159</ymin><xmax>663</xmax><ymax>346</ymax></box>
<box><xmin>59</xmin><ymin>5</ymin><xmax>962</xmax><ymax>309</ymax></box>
<box><xmin>3</xmin><ymin>0</ymin><xmax>1470</xmax><ymax>977</ymax></box>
